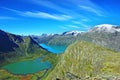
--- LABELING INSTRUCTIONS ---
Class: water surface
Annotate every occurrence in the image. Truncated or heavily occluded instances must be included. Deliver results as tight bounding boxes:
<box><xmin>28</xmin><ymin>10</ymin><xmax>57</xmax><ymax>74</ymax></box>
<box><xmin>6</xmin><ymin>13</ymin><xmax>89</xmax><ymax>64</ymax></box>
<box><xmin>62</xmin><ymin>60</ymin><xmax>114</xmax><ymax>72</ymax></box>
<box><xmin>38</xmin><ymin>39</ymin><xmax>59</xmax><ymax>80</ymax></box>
<box><xmin>39</xmin><ymin>44</ymin><xmax>66</xmax><ymax>54</ymax></box>
<box><xmin>3</xmin><ymin>44</ymin><xmax>67</xmax><ymax>75</ymax></box>
<box><xmin>3</xmin><ymin>57</ymin><xmax>51</xmax><ymax>75</ymax></box>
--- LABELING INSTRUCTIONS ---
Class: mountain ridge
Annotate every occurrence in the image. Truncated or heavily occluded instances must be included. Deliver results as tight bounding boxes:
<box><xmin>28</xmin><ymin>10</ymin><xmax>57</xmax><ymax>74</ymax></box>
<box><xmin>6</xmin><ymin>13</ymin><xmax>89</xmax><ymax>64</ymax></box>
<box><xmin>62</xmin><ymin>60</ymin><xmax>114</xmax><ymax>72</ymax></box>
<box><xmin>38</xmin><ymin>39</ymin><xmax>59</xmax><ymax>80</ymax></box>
<box><xmin>0</xmin><ymin>29</ymin><xmax>23</xmax><ymax>53</ymax></box>
<box><xmin>32</xmin><ymin>24</ymin><xmax>120</xmax><ymax>37</ymax></box>
<box><xmin>0</xmin><ymin>29</ymin><xmax>50</xmax><ymax>66</ymax></box>
<box><xmin>46</xmin><ymin>41</ymin><xmax>120</xmax><ymax>80</ymax></box>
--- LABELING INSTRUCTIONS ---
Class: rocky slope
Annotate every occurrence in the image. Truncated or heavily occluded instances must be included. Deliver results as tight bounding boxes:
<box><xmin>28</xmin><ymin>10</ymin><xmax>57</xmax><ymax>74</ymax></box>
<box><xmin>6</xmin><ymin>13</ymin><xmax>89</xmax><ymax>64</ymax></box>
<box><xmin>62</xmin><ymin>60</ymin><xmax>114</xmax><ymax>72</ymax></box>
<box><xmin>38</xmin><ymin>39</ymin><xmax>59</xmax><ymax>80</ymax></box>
<box><xmin>89</xmin><ymin>24</ymin><xmax>120</xmax><ymax>33</ymax></box>
<box><xmin>86</xmin><ymin>24</ymin><xmax>120</xmax><ymax>51</ymax></box>
<box><xmin>46</xmin><ymin>41</ymin><xmax>120</xmax><ymax>80</ymax></box>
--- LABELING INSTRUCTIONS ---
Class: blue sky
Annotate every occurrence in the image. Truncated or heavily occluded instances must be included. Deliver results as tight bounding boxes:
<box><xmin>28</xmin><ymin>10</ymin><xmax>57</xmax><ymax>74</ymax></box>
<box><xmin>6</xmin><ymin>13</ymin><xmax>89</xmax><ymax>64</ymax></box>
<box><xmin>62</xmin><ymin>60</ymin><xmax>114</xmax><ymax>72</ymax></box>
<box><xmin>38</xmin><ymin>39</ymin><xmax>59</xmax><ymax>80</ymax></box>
<box><xmin>0</xmin><ymin>0</ymin><xmax>120</xmax><ymax>35</ymax></box>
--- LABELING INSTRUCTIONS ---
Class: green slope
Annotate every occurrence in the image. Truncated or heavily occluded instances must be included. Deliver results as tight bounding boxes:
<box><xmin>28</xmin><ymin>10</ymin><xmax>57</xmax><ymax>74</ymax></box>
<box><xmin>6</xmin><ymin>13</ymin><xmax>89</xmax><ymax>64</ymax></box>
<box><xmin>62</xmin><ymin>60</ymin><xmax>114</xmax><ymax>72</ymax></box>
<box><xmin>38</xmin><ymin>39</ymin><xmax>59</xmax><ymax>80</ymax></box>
<box><xmin>46</xmin><ymin>41</ymin><xmax>120</xmax><ymax>80</ymax></box>
<box><xmin>0</xmin><ymin>30</ymin><xmax>50</xmax><ymax>67</ymax></box>
<box><xmin>0</xmin><ymin>30</ymin><xmax>60</xmax><ymax>80</ymax></box>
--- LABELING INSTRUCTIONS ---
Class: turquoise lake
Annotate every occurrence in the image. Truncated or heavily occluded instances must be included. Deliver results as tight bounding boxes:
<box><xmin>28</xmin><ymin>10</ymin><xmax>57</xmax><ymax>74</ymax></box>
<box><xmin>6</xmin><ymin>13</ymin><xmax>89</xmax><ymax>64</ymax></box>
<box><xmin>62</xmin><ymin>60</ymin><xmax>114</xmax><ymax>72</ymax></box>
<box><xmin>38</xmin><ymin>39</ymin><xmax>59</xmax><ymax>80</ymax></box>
<box><xmin>3</xmin><ymin>57</ymin><xmax>52</xmax><ymax>75</ymax></box>
<box><xmin>39</xmin><ymin>44</ymin><xmax>67</xmax><ymax>54</ymax></box>
<box><xmin>2</xmin><ymin>44</ymin><xmax>67</xmax><ymax>75</ymax></box>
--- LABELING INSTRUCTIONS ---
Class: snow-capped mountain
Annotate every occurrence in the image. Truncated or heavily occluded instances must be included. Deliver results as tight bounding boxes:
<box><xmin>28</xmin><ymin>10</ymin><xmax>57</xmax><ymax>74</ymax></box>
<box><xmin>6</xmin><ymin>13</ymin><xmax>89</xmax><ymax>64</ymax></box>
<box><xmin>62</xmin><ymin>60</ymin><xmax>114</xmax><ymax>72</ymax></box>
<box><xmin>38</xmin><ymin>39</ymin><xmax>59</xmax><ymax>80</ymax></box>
<box><xmin>89</xmin><ymin>24</ymin><xmax>120</xmax><ymax>33</ymax></box>
<box><xmin>40</xmin><ymin>33</ymin><xmax>55</xmax><ymax>37</ymax></box>
<box><xmin>62</xmin><ymin>30</ymin><xmax>84</xmax><ymax>36</ymax></box>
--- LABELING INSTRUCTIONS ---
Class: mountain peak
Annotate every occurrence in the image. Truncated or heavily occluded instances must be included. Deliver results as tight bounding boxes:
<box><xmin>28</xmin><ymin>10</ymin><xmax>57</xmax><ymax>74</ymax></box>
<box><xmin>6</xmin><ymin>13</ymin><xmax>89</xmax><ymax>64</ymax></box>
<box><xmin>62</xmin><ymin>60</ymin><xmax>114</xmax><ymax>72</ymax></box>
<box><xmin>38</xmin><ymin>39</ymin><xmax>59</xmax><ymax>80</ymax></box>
<box><xmin>95</xmin><ymin>24</ymin><xmax>115</xmax><ymax>27</ymax></box>
<box><xmin>89</xmin><ymin>24</ymin><xmax>120</xmax><ymax>33</ymax></box>
<box><xmin>62</xmin><ymin>30</ymin><xmax>84</xmax><ymax>36</ymax></box>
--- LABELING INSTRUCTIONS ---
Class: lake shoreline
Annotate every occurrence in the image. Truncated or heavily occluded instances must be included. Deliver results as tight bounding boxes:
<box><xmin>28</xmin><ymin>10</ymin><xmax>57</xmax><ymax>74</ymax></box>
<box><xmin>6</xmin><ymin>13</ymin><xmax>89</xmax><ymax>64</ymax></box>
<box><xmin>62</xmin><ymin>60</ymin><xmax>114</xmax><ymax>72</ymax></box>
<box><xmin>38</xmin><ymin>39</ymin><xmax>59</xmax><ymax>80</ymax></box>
<box><xmin>2</xmin><ymin>56</ymin><xmax>52</xmax><ymax>75</ymax></box>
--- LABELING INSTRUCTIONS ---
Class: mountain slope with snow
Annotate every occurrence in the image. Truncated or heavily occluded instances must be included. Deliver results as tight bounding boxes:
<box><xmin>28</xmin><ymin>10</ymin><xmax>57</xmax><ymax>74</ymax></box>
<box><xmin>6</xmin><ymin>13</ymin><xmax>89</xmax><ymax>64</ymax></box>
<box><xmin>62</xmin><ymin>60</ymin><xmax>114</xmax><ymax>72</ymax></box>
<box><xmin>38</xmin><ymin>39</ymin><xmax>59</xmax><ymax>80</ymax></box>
<box><xmin>62</xmin><ymin>30</ymin><xmax>84</xmax><ymax>36</ymax></box>
<box><xmin>32</xmin><ymin>24</ymin><xmax>120</xmax><ymax>51</ymax></box>
<box><xmin>89</xmin><ymin>24</ymin><xmax>120</xmax><ymax>33</ymax></box>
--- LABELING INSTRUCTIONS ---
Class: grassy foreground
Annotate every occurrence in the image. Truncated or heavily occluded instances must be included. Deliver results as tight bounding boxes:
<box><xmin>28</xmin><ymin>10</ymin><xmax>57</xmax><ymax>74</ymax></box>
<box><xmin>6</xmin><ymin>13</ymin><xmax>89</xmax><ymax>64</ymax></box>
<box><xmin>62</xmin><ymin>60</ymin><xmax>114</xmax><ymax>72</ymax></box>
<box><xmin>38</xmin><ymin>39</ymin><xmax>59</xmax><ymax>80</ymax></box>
<box><xmin>46</xmin><ymin>41</ymin><xmax>120</xmax><ymax>80</ymax></box>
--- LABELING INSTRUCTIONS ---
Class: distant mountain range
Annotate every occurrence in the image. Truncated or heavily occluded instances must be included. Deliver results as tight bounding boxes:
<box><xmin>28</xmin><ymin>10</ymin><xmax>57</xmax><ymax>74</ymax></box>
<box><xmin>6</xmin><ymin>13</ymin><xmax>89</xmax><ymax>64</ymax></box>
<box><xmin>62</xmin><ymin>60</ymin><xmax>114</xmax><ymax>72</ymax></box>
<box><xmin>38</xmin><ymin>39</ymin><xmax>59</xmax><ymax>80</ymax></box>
<box><xmin>32</xmin><ymin>24</ymin><xmax>120</xmax><ymax>51</ymax></box>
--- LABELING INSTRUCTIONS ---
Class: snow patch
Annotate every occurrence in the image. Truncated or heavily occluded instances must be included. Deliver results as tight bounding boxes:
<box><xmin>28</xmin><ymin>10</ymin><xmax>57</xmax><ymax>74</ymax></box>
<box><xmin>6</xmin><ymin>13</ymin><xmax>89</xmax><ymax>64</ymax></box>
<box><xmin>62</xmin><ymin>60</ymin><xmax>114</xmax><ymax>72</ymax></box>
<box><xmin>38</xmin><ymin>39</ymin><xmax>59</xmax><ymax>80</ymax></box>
<box><xmin>62</xmin><ymin>30</ymin><xmax>84</xmax><ymax>36</ymax></box>
<box><xmin>89</xmin><ymin>24</ymin><xmax>120</xmax><ymax>33</ymax></box>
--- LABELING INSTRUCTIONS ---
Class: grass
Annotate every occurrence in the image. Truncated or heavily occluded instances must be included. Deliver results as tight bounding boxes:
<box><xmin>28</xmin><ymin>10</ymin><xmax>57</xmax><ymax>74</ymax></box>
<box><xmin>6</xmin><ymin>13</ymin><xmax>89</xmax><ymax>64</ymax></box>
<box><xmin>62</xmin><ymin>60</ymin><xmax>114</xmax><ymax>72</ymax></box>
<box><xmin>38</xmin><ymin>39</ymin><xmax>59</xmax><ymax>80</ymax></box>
<box><xmin>46</xmin><ymin>41</ymin><xmax>120</xmax><ymax>80</ymax></box>
<box><xmin>0</xmin><ymin>36</ymin><xmax>61</xmax><ymax>80</ymax></box>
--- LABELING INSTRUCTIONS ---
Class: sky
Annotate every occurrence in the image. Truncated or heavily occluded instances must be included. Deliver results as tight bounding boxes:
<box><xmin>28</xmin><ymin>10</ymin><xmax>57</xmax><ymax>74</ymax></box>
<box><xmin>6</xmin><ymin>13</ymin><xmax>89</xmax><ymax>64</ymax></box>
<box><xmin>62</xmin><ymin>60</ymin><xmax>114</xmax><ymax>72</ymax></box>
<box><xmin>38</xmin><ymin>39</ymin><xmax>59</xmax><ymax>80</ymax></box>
<box><xmin>0</xmin><ymin>0</ymin><xmax>120</xmax><ymax>35</ymax></box>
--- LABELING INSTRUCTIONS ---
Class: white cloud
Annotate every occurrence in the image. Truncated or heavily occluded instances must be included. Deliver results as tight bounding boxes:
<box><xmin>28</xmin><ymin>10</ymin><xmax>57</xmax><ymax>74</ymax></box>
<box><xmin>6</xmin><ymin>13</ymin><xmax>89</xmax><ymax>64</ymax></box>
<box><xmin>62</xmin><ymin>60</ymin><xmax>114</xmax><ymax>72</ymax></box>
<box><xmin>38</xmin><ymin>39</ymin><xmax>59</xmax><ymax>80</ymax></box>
<box><xmin>67</xmin><ymin>25</ymin><xmax>80</xmax><ymax>29</ymax></box>
<box><xmin>82</xmin><ymin>18</ymin><xmax>89</xmax><ymax>22</ymax></box>
<box><xmin>72</xmin><ymin>21</ymin><xmax>81</xmax><ymax>24</ymax></box>
<box><xmin>60</xmin><ymin>25</ymin><xmax>80</xmax><ymax>29</ymax></box>
<box><xmin>29</xmin><ymin>0</ymin><xmax>82</xmax><ymax>17</ymax></box>
<box><xmin>2</xmin><ymin>8</ymin><xmax>72</xmax><ymax>21</ymax></box>
<box><xmin>2</xmin><ymin>7</ymin><xmax>22</xmax><ymax>14</ymax></box>
<box><xmin>23</xmin><ymin>11</ymin><xmax>72</xmax><ymax>21</ymax></box>
<box><xmin>78</xmin><ymin>23</ymin><xmax>89</xmax><ymax>28</ymax></box>
<box><xmin>72</xmin><ymin>21</ymin><xmax>90</xmax><ymax>28</ymax></box>
<box><xmin>79</xmin><ymin>5</ymin><xmax>104</xmax><ymax>16</ymax></box>
<box><xmin>66</xmin><ymin>0</ymin><xmax>107</xmax><ymax>17</ymax></box>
